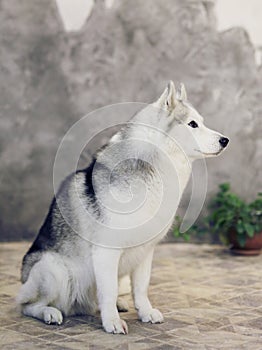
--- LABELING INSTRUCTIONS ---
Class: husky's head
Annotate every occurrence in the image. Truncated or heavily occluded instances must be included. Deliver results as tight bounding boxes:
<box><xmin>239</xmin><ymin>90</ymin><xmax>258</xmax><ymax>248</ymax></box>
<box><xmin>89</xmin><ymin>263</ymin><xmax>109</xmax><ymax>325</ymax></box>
<box><xmin>153</xmin><ymin>81</ymin><xmax>229</xmax><ymax>160</ymax></box>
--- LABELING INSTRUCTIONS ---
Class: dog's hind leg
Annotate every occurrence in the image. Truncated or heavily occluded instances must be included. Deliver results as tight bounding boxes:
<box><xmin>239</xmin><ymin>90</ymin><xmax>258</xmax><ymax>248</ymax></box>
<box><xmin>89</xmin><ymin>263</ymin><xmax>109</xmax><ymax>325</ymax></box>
<box><xmin>117</xmin><ymin>297</ymin><xmax>129</xmax><ymax>312</ymax></box>
<box><xmin>22</xmin><ymin>302</ymin><xmax>63</xmax><ymax>325</ymax></box>
<box><xmin>18</xmin><ymin>253</ymin><xmax>69</xmax><ymax>325</ymax></box>
<box><xmin>18</xmin><ymin>277</ymin><xmax>64</xmax><ymax>325</ymax></box>
<box><xmin>117</xmin><ymin>275</ymin><xmax>131</xmax><ymax>312</ymax></box>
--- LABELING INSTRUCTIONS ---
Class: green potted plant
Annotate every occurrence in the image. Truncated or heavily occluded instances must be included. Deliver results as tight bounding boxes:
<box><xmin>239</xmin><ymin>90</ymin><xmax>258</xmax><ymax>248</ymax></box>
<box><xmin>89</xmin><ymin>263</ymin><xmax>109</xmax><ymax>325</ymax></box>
<box><xmin>208</xmin><ymin>183</ymin><xmax>262</xmax><ymax>255</ymax></box>
<box><xmin>173</xmin><ymin>183</ymin><xmax>262</xmax><ymax>255</ymax></box>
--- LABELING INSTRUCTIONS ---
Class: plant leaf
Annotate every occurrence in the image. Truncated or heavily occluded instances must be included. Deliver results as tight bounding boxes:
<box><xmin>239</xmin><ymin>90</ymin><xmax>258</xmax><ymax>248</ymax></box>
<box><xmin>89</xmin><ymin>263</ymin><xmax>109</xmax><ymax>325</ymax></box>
<box><xmin>244</xmin><ymin>223</ymin><xmax>255</xmax><ymax>238</ymax></box>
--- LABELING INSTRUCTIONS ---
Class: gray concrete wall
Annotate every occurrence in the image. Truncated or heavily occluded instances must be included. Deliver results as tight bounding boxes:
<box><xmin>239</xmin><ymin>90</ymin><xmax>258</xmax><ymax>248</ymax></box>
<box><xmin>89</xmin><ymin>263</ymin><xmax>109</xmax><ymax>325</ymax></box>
<box><xmin>0</xmin><ymin>0</ymin><xmax>261</xmax><ymax>241</ymax></box>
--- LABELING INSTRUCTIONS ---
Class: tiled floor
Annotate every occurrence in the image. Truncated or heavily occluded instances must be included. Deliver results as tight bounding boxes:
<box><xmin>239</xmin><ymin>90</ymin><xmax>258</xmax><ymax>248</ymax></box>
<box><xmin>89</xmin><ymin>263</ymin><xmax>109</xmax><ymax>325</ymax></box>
<box><xmin>1</xmin><ymin>242</ymin><xmax>262</xmax><ymax>349</ymax></box>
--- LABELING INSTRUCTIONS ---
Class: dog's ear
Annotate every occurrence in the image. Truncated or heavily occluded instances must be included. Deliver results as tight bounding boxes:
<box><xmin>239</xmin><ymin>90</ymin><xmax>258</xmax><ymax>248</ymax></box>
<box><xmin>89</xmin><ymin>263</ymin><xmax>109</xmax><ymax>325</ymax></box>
<box><xmin>178</xmin><ymin>83</ymin><xmax>187</xmax><ymax>101</ymax></box>
<box><xmin>154</xmin><ymin>81</ymin><xmax>177</xmax><ymax>111</ymax></box>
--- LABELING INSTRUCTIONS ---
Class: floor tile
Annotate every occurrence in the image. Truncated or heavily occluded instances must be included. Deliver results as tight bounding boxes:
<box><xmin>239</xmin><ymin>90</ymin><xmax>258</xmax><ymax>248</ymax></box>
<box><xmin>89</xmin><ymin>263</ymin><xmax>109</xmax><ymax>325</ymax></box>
<box><xmin>1</xmin><ymin>242</ymin><xmax>262</xmax><ymax>349</ymax></box>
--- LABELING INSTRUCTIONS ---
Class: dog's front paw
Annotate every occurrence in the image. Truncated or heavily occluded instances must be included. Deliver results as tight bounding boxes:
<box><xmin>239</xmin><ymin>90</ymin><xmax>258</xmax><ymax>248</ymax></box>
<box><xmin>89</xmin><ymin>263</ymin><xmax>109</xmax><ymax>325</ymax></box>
<box><xmin>139</xmin><ymin>308</ymin><xmax>164</xmax><ymax>324</ymax></box>
<box><xmin>103</xmin><ymin>317</ymin><xmax>128</xmax><ymax>334</ymax></box>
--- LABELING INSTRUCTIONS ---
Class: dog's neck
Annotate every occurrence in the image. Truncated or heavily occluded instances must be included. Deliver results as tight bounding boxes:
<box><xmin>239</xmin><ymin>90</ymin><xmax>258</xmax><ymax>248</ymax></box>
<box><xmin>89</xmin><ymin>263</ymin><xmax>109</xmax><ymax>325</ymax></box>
<box><xmin>124</xmin><ymin>116</ymin><xmax>193</xmax><ymax>195</ymax></box>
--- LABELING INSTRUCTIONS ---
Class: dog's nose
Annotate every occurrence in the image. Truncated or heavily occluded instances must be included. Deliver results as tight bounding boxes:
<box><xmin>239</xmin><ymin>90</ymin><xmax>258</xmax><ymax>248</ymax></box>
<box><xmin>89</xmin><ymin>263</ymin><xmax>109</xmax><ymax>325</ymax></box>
<box><xmin>219</xmin><ymin>137</ymin><xmax>229</xmax><ymax>148</ymax></box>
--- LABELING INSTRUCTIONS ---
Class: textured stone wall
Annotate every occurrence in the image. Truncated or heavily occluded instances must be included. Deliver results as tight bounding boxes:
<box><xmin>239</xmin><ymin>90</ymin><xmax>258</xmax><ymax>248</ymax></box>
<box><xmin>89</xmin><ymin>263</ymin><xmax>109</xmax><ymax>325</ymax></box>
<box><xmin>0</xmin><ymin>0</ymin><xmax>261</xmax><ymax>240</ymax></box>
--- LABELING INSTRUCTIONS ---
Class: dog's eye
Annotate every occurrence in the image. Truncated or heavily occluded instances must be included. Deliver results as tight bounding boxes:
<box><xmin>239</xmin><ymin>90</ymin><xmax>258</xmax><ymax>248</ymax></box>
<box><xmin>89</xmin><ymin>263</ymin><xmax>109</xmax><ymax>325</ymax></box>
<box><xmin>188</xmin><ymin>120</ymin><xmax>198</xmax><ymax>128</ymax></box>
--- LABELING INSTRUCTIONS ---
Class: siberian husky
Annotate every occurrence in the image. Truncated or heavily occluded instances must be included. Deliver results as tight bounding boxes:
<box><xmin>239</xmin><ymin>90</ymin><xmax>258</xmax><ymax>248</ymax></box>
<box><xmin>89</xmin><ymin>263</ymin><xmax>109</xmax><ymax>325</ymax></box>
<box><xmin>17</xmin><ymin>81</ymin><xmax>229</xmax><ymax>334</ymax></box>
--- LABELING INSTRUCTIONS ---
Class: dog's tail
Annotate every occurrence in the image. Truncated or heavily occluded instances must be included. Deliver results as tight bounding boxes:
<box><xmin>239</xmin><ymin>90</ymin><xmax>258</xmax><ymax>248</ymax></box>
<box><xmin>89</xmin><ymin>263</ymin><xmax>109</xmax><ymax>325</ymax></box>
<box><xmin>16</xmin><ymin>278</ymin><xmax>39</xmax><ymax>306</ymax></box>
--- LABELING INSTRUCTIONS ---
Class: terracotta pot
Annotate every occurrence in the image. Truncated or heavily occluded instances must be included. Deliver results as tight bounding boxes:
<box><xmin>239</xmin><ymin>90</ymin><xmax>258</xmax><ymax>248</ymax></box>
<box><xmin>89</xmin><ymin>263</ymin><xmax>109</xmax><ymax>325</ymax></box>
<box><xmin>228</xmin><ymin>229</ymin><xmax>262</xmax><ymax>256</ymax></box>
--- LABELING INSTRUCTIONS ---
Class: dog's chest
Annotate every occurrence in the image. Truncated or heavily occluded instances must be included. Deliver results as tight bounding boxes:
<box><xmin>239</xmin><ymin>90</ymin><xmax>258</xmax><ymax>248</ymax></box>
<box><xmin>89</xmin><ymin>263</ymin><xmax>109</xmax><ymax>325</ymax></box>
<box><xmin>118</xmin><ymin>243</ymin><xmax>154</xmax><ymax>276</ymax></box>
